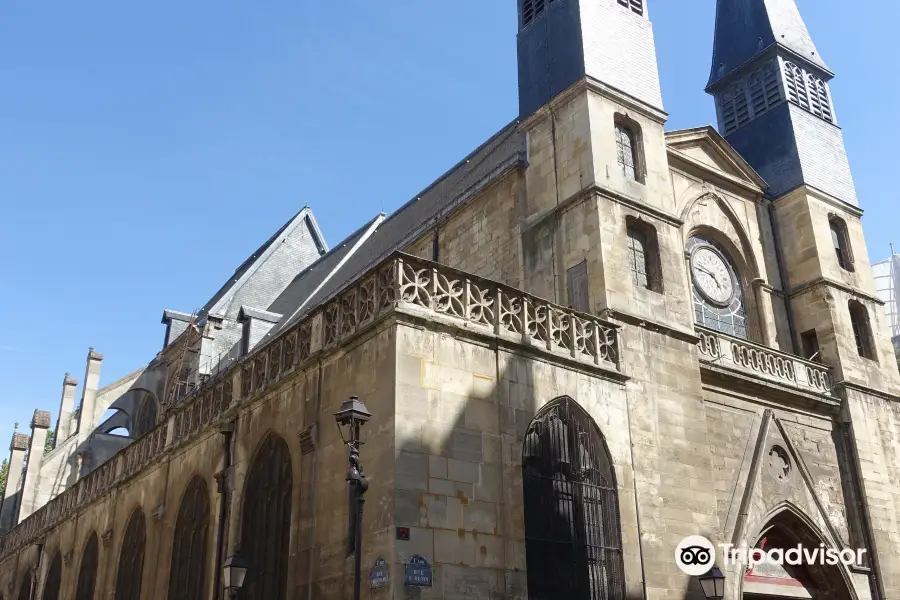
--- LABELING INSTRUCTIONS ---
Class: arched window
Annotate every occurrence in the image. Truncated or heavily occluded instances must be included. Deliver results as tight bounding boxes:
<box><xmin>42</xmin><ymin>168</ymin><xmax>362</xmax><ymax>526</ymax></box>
<box><xmin>849</xmin><ymin>301</ymin><xmax>876</xmax><ymax>360</ymax></box>
<box><xmin>43</xmin><ymin>553</ymin><xmax>62</xmax><ymax>600</ymax></box>
<box><xmin>784</xmin><ymin>62</ymin><xmax>810</xmax><ymax>110</ymax></box>
<box><xmin>522</xmin><ymin>396</ymin><xmax>625</xmax><ymax>600</ymax></box>
<box><xmin>75</xmin><ymin>533</ymin><xmax>99</xmax><ymax>600</ymax></box>
<box><xmin>115</xmin><ymin>508</ymin><xmax>146</xmax><ymax>600</ymax></box>
<box><xmin>615</xmin><ymin>118</ymin><xmax>644</xmax><ymax>183</ymax></box>
<box><xmin>829</xmin><ymin>216</ymin><xmax>854</xmax><ymax>272</ymax></box>
<box><xmin>688</xmin><ymin>235</ymin><xmax>749</xmax><ymax>339</ymax></box>
<box><xmin>240</xmin><ymin>434</ymin><xmax>293</xmax><ymax>600</ymax></box>
<box><xmin>807</xmin><ymin>73</ymin><xmax>833</xmax><ymax>123</ymax></box>
<box><xmin>134</xmin><ymin>396</ymin><xmax>158</xmax><ymax>438</ymax></box>
<box><xmin>167</xmin><ymin>477</ymin><xmax>211</xmax><ymax>600</ymax></box>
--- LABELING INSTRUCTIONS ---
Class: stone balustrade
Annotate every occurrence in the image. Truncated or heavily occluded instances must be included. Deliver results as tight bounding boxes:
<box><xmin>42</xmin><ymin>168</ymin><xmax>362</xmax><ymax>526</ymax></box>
<box><xmin>696</xmin><ymin>326</ymin><xmax>832</xmax><ymax>395</ymax></box>
<box><xmin>0</xmin><ymin>252</ymin><xmax>620</xmax><ymax>558</ymax></box>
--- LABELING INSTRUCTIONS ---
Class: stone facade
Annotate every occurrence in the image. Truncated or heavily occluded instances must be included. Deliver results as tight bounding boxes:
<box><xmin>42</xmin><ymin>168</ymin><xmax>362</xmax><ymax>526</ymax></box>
<box><xmin>2</xmin><ymin>1</ymin><xmax>899</xmax><ymax>600</ymax></box>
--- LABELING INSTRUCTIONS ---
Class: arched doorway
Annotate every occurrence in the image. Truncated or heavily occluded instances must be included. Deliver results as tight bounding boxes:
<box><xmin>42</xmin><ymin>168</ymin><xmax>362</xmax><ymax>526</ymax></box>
<box><xmin>743</xmin><ymin>508</ymin><xmax>857</xmax><ymax>600</ymax></box>
<box><xmin>521</xmin><ymin>396</ymin><xmax>625</xmax><ymax>600</ymax></box>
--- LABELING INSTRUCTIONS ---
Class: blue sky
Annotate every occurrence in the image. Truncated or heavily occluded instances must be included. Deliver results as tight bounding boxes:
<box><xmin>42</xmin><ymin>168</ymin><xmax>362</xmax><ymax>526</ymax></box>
<box><xmin>0</xmin><ymin>0</ymin><xmax>896</xmax><ymax>434</ymax></box>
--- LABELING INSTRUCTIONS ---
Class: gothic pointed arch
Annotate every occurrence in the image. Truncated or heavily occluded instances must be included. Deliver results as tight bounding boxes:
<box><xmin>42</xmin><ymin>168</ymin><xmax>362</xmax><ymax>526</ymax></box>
<box><xmin>74</xmin><ymin>532</ymin><xmax>99</xmax><ymax>600</ymax></box>
<box><xmin>681</xmin><ymin>191</ymin><xmax>762</xmax><ymax>282</ymax></box>
<box><xmin>239</xmin><ymin>432</ymin><xmax>293</xmax><ymax>600</ymax></box>
<box><xmin>115</xmin><ymin>508</ymin><xmax>146</xmax><ymax>600</ymax></box>
<box><xmin>521</xmin><ymin>396</ymin><xmax>625</xmax><ymax>600</ymax></box>
<box><xmin>167</xmin><ymin>476</ymin><xmax>211</xmax><ymax>600</ymax></box>
<box><xmin>742</xmin><ymin>502</ymin><xmax>859</xmax><ymax>600</ymax></box>
<box><xmin>42</xmin><ymin>552</ymin><xmax>62</xmax><ymax>600</ymax></box>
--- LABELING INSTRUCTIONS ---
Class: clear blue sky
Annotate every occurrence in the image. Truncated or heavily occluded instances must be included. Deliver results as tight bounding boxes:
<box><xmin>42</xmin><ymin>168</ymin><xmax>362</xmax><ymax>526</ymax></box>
<box><xmin>0</xmin><ymin>0</ymin><xmax>896</xmax><ymax>434</ymax></box>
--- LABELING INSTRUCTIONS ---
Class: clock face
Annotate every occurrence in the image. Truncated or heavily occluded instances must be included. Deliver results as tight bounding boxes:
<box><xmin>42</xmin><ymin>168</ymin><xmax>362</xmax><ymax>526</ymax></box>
<box><xmin>691</xmin><ymin>246</ymin><xmax>735</xmax><ymax>306</ymax></box>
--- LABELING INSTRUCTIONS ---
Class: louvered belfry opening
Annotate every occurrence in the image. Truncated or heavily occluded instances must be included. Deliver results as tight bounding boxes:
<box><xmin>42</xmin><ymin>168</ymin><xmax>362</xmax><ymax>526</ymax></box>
<box><xmin>522</xmin><ymin>396</ymin><xmax>626</xmax><ymax>600</ymax></box>
<box><xmin>168</xmin><ymin>477</ymin><xmax>211</xmax><ymax>600</ymax></box>
<box><xmin>239</xmin><ymin>433</ymin><xmax>293</xmax><ymax>600</ymax></box>
<box><xmin>75</xmin><ymin>533</ymin><xmax>100</xmax><ymax>600</ymax></box>
<box><xmin>43</xmin><ymin>554</ymin><xmax>63</xmax><ymax>600</ymax></box>
<box><xmin>115</xmin><ymin>508</ymin><xmax>147</xmax><ymax>600</ymax></box>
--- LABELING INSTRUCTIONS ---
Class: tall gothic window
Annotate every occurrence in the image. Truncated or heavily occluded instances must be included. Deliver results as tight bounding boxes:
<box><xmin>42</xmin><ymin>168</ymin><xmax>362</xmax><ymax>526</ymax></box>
<box><xmin>75</xmin><ymin>533</ymin><xmax>99</xmax><ymax>600</ymax></box>
<box><xmin>784</xmin><ymin>62</ymin><xmax>810</xmax><ymax>110</ymax></box>
<box><xmin>134</xmin><ymin>395</ymin><xmax>158</xmax><ymax>438</ymax></box>
<box><xmin>688</xmin><ymin>235</ymin><xmax>749</xmax><ymax>339</ymax></box>
<box><xmin>807</xmin><ymin>73</ymin><xmax>833</xmax><ymax>122</ymax></box>
<box><xmin>615</xmin><ymin>120</ymin><xmax>643</xmax><ymax>183</ymax></box>
<box><xmin>522</xmin><ymin>396</ymin><xmax>625</xmax><ymax>600</ymax></box>
<box><xmin>167</xmin><ymin>477</ymin><xmax>211</xmax><ymax>600</ymax></box>
<box><xmin>829</xmin><ymin>216</ymin><xmax>854</xmax><ymax>271</ymax></box>
<box><xmin>43</xmin><ymin>553</ymin><xmax>63</xmax><ymax>600</ymax></box>
<box><xmin>849</xmin><ymin>301</ymin><xmax>876</xmax><ymax>360</ymax></box>
<box><xmin>115</xmin><ymin>508</ymin><xmax>147</xmax><ymax>600</ymax></box>
<box><xmin>240</xmin><ymin>434</ymin><xmax>293</xmax><ymax>600</ymax></box>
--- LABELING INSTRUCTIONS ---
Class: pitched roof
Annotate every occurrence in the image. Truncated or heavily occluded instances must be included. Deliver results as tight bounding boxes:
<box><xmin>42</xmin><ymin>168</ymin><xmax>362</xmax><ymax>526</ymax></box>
<box><xmin>196</xmin><ymin>207</ymin><xmax>328</xmax><ymax>320</ymax></box>
<box><xmin>260</xmin><ymin>120</ymin><xmax>526</xmax><ymax>340</ymax></box>
<box><xmin>708</xmin><ymin>0</ymin><xmax>830</xmax><ymax>90</ymax></box>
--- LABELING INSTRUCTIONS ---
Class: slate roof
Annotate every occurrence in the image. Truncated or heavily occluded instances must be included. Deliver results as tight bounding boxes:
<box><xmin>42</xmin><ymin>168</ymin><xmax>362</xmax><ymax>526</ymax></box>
<box><xmin>196</xmin><ymin>207</ymin><xmax>328</xmax><ymax>320</ymax></box>
<box><xmin>260</xmin><ymin>120</ymin><xmax>527</xmax><ymax>340</ymax></box>
<box><xmin>708</xmin><ymin>0</ymin><xmax>830</xmax><ymax>90</ymax></box>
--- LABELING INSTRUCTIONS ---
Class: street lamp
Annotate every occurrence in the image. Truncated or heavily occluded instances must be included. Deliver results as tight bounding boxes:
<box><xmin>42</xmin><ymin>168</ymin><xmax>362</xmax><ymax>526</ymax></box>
<box><xmin>698</xmin><ymin>566</ymin><xmax>725</xmax><ymax>600</ymax></box>
<box><xmin>335</xmin><ymin>396</ymin><xmax>371</xmax><ymax>600</ymax></box>
<box><xmin>222</xmin><ymin>552</ymin><xmax>248</xmax><ymax>599</ymax></box>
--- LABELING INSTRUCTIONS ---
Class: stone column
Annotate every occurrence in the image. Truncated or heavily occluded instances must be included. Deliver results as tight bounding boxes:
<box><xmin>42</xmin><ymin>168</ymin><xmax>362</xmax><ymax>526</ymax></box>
<box><xmin>76</xmin><ymin>348</ymin><xmax>103</xmax><ymax>442</ymax></box>
<box><xmin>0</xmin><ymin>430</ymin><xmax>30</xmax><ymax>532</ymax></box>
<box><xmin>18</xmin><ymin>410</ymin><xmax>51</xmax><ymax>521</ymax></box>
<box><xmin>55</xmin><ymin>373</ymin><xmax>78</xmax><ymax>447</ymax></box>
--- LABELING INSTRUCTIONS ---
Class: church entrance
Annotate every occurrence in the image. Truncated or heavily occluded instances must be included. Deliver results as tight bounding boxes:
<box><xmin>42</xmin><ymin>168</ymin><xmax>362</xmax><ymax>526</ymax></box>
<box><xmin>741</xmin><ymin>510</ymin><xmax>856</xmax><ymax>600</ymax></box>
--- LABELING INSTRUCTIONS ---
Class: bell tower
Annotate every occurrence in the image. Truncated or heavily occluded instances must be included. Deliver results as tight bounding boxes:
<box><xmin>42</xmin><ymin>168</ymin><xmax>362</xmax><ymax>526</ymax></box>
<box><xmin>516</xmin><ymin>0</ymin><xmax>664</xmax><ymax>118</ymax></box>
<box><xmin>707</xmin><ymin>0</ymin><xmax>899</xmax><ymax>391</ymax></box>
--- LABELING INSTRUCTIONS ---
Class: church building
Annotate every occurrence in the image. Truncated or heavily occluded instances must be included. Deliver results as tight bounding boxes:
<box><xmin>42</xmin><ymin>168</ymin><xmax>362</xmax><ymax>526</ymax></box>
<box><xmin>1</xmin><ymin>1</ymin><xmax>899</xmax><ymax>599</ymax></box>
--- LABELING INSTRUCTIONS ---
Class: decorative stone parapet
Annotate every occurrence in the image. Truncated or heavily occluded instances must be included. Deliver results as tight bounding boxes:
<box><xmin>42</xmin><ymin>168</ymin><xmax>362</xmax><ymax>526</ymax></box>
<box><xmin>0</xmin><ymin>252</ymin><xmax>620</xmax><ymax>558</ymax></box>
<box><xmin>696</xmin><ymin>326</ymin><xmax>832</xmax><ymax>395</ymax></box>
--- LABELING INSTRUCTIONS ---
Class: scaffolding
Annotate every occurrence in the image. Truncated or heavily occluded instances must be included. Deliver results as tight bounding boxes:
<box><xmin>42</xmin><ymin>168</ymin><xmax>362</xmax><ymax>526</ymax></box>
<box><xmin>872</xmin><ymin>247</ymin><xmax>900</xmax><ymax>339</ymax></box>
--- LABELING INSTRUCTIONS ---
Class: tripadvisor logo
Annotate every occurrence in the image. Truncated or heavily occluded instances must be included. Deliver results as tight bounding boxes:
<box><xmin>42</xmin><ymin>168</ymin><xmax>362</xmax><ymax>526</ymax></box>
<box><xmin>675</xmin><ymin>535</ymin><xmax>866</xmax><ymax>576</ymax></box>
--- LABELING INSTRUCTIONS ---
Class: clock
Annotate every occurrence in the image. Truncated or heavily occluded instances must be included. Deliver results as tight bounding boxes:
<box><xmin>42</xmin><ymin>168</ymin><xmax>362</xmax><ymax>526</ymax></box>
<box><xmin>691</xmin><ymin>246</ymin><xmax>735</xmax><ymax>306</ymax></box>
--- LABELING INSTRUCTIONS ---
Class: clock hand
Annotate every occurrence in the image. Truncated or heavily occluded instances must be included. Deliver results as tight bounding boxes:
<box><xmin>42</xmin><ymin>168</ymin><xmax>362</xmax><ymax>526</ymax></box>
<box><xmin>696</xmin><ymin>265</ymin><xmax>722</xmax><ymax>289</ymax></box>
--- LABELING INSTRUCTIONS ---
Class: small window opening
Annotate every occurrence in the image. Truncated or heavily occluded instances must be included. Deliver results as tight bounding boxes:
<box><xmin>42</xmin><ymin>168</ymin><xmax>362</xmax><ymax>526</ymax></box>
<box><xmin>566</xmin><ymin>261</ymin><xmax>589</xmax><ymax>313</ymax></box>
<box><xmin>626</xmin><ymin>217</ymin><xmax>662</xmax><ymax>293</ymax></box>
<box><xmin>615</xmin><ymin>117</ymin><xmax>644</xmax><ymax>183</ymax></box>
<box><xmin>849</xmin><ymin>301</ymin><xmax>876</xmax><ymax>360</ymax></box>
<box><xmin>801</xmin><ymin>330</ymin><xmax>821</xmax><ymax>362</ymax></box>
<box><xmin>618</xmin><ymin>0</ymin><xmax>644</xmax><ymax>15</ymax></box>
<box><xmin>829</xmin><ymin>216</ymin><xmax>854</xmax><ymax>272</ymax></box>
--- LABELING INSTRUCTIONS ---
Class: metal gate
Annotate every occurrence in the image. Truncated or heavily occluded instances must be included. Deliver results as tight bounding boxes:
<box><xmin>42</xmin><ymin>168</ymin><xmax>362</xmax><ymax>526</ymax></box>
<box><xmin>522</xmin><ymin>396</ymin><xmax>625</xmax><ymax>600</ymax></box>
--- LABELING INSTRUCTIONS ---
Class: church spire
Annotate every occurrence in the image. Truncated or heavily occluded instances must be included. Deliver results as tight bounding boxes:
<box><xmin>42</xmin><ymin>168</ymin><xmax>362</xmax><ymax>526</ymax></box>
<box><xmin>707</xmin><ymin>0</ymin><xmax>829</xmax><ymax>90</ymax></box>
<box><xmin>706</xmin><ymin>0</ymin><xmax>857</xmax><ymax>205</ymax></box>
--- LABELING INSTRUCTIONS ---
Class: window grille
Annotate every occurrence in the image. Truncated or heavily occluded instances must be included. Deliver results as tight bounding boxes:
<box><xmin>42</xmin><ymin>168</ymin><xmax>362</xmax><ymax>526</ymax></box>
<box><xmin>240</xmin><ymin>434</ymin><xmax>293</xmax><ymax>600</ymax></box>
<box><xmin>43</xmin><ymin>554</ymin><xmax>62</xmax><ymax>600</ymax></box>
<box><xmin>615</xmin><ymin>124</ymin><xmax>638</xmax><ymax>181</ymax></box>
<box><xmin>522</xmin><ymin>0</ymin><xmax>556</xmax><ymax>26</ymax></box>
<box><xmin>522</xmin><ymin>396</ymin><xmax>626</xmax><ymax>600</ymax></box>
<box><xmin>168</xmin><ymin>477</ymin><xmax>211</xmax><ymax>600</ymax></box>
<box><xmin>807</xmin><ymin>74</ymin><xmax>833</xmax><ymax>122</ymax></box>
<box><xmin>617</xmin><ymin>0</ymin><xmax>643</xmax><ymax>15</ymax></box>
<box><xmin>628</xmin><ymin>226</ymin><xmax>649</xmax><ymax>290</ymax></box>
<box><xmin>115</xmin><ymin>509</ymin><xmax>147</xmax><ymax>600</ymax></box>
<box><xmin>849</xmin><ymin>301</ymin><xmax>875</xmax><ymax>360</ymax></box>
<box><xmin>75</xmin><ymin>533</ymin><xmax>99</xmax><ymax>600</ymax></box>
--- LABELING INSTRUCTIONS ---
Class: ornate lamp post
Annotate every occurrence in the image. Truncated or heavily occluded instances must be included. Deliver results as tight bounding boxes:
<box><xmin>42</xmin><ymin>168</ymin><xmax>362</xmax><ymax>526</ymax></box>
<box><xmin>698</xmin><ymin>566</ymin><xmax>726</xmax><ymax>600</ymax></box>
<box><xmin>222</xmin><ymin>552</ymin><xmax>248</xmax><ymax>599</ymax></box>
<box><xmin>334</xmin><ymin>395</ymin><xmax>372</xmax><ymax>600</ymax></box>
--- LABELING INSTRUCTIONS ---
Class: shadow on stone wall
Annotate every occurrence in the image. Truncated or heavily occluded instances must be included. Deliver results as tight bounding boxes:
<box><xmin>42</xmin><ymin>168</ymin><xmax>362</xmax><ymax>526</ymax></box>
<box><xmin>391</xmin><ymin>327</ymin><xmax>703</xmax><ymax>600</ymax></box>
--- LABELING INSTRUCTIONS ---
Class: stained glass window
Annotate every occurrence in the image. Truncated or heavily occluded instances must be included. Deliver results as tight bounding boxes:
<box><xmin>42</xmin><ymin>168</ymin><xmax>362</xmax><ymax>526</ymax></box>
<box><xmin>167</xmin><ymin>477</ymin><xmax>211</xmax><ymax>600</ymax></box>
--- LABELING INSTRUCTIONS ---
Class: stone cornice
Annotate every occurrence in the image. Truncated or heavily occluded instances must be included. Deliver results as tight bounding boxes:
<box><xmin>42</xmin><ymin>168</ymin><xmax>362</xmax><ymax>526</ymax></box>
<box><xmin>788</xmin><ymin>277</ymin><xmax>885</xmax><ymax>305</ymax></box>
